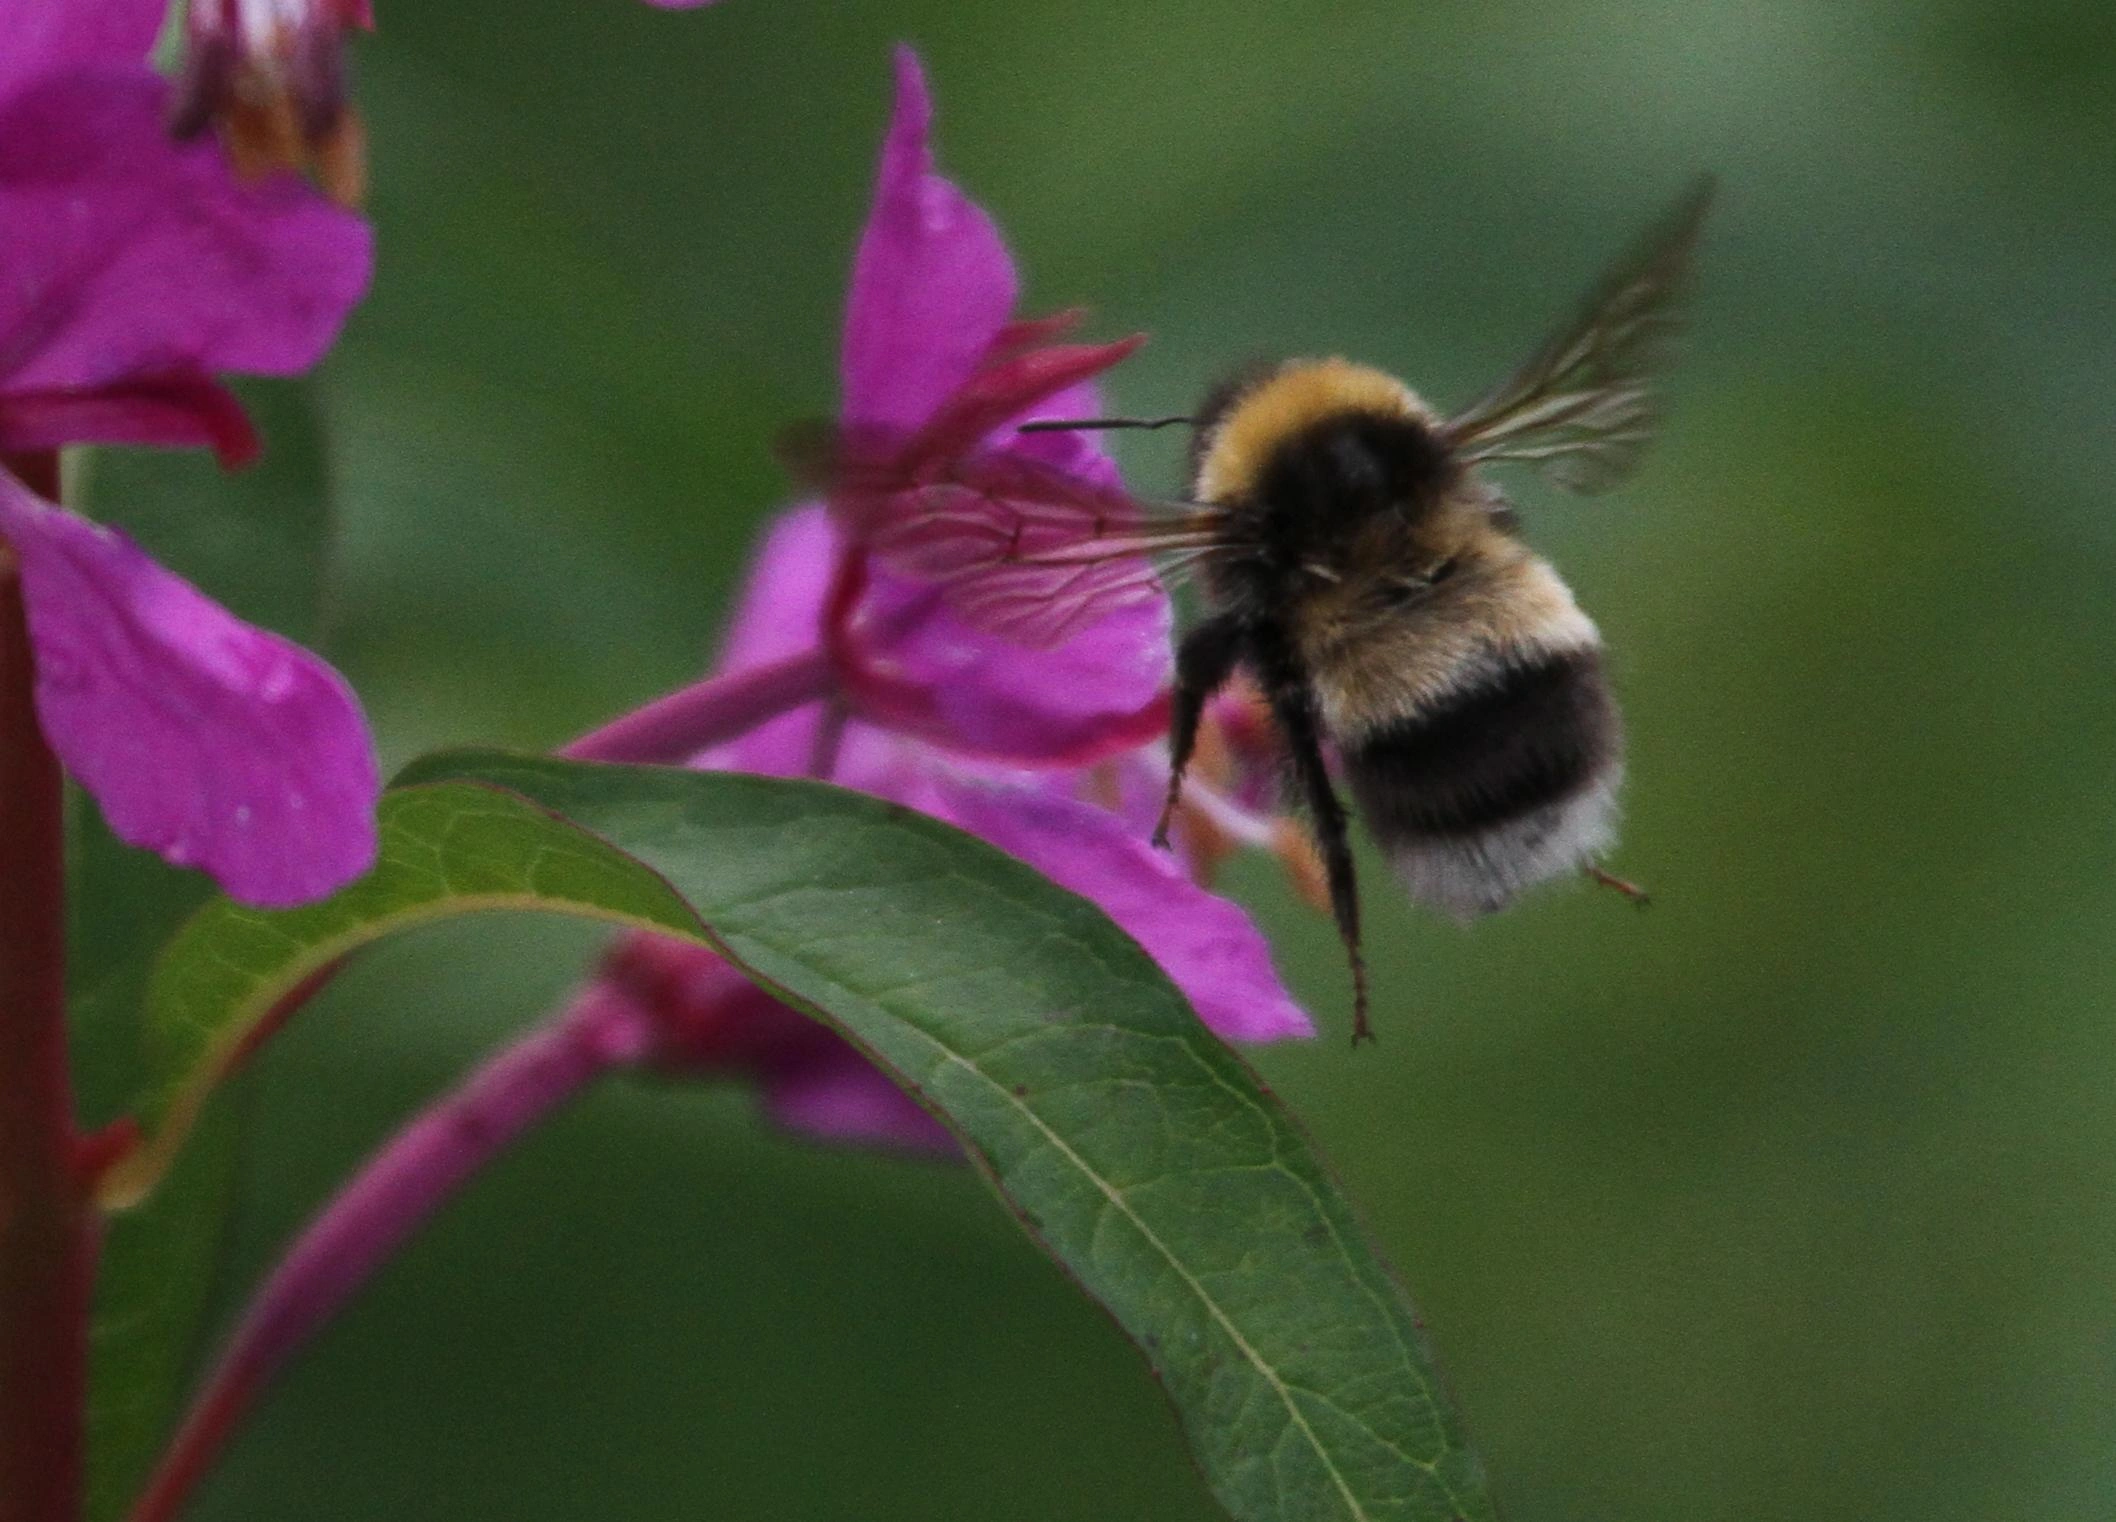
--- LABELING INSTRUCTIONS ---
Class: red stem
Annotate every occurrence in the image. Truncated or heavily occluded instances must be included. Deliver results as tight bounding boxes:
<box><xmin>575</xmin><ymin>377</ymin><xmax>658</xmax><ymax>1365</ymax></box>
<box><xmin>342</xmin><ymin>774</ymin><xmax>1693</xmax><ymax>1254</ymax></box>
<box><xmin>0</xmin><ymin>451</ymin><xmax>91</xmax><ymax>1522</ymax></box>
<box><xmin>561</xmin><ymin>649</ymin><xmax>833</xmax><ymax>764</ymax></box>
<box><xmin>126</xmin><ymin>993</ymin><xmax>653</xmax><ymax>1522</ymax></box>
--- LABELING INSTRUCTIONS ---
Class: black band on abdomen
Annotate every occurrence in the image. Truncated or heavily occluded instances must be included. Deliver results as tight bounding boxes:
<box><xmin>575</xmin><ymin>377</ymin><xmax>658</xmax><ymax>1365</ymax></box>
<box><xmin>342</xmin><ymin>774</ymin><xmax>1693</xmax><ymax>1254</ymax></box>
<box><xmin>1345</xmin><ymin>647</ymin><xmax>1619</xmax><ymax>840</ymax></box>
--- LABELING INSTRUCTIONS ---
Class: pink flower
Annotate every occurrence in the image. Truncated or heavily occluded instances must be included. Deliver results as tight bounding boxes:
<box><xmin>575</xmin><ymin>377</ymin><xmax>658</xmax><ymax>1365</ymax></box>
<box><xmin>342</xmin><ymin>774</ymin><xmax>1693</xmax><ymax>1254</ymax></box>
<box><xmin>0</xmin><ymin>0</ymin><xmax>379</xmax><ymax>907</ymax></box>
<box><xmin>823</xmin><ymin>51</ymin><xmax>1172</xmax><ymax>766</ymax></box>
<box><xmin>574</xmin><ymin>49</ymin><xmax>1309</xmax><ymax>1150</ymax></box>
<box><xmin>170</xmin><ymin>0</ymin><xmax>374</xmax><ymax>208</ymax></box>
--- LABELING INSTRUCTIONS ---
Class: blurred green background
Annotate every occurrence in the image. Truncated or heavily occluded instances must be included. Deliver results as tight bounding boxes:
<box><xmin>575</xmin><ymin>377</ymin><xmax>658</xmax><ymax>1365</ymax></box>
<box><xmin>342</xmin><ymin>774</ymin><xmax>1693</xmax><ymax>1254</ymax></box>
<box><xmin>91</xmin><ymin>0</ymin><xmax>2116</xmax><ymax>1518</ymax></box>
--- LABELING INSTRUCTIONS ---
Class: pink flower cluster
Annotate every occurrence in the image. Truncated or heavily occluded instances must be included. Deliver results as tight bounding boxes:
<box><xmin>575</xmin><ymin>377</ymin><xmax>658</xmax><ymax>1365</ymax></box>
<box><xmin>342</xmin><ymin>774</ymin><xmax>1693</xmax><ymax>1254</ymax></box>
<box><xmin>0</xmin><ymin>0</ymin><xmax>1313</xmax><ymax>1124</ymax></box>
<box><xmin>574</xmin><ymin>50</ymin><xmax>1313</xmax><ymax>1148</ymax></box>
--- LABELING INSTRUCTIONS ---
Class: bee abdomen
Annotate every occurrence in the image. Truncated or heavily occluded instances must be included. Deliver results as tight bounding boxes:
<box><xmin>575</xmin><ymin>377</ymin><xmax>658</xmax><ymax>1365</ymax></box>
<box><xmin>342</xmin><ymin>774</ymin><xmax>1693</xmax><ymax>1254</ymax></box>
<box><xmin>1344</xmin><ymin>647</ymin><xmax>1622</xmax><ymax>918</ymax></box>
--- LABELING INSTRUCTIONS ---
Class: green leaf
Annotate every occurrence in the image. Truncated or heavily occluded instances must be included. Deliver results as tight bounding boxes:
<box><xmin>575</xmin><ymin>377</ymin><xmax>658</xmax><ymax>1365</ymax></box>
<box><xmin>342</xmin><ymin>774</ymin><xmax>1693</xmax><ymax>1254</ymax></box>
<box><xmin>117</xmin><ymin>753</ymin><xmax>1496</xmax><ymax>1522</ymax></box>
<box><xmin>66</xmin><ymin>381</ymin><xmax>347</xmax><ymax>1520</ymax></box>
<box><xmin>101</xmin><ymin>780</ymin><xmax>705</xmax><ymax>1207</ymax></box>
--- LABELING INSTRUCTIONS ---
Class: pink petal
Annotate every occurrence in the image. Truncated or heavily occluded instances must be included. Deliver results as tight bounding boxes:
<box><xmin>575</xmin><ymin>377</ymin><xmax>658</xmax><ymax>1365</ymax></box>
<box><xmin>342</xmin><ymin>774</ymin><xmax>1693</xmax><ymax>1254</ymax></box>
<box><xmin>855</xmin><ymin>569</ymin><xmax>1172</xmax><ymax>764</ymax></box>
<box><xmin>841</xmin><ymin>48</ymin><xmax>1017</xmax><ymax>430</ymax></box>
<box><xmin>714</xmin><ymin>507</ymin><xmax>838</xmax><ymax>677</ymax></box>
<box><xmin>691</xmin><ymin>505</ymin><xmax>838</xmax><ymax>776</ymax></box>
<box><xmin>767</xmin><ymin>1054</ymin><xmax>953</xmax><ymax>1152</ymax></box>
<box><xmin>0</xmin><ymin>0</ymin><xmax>163</xmax><ymax>97</ymax></box>
<box><xmin>598</xmin><ymin>933</ymin><xmax>952</xmax><ymax>1152</ymax></box>
<box><xmin>930</xmin><ymin>778</ymin><xmax>1314</xmax><ymax>1044</ymax></box>
<box><xmin>1007</xmin><ymin>367</ymin><xmax>1127</xmax><ymax>484</ymax></box>
<box><xmin>905</xmin><ymin>336</ymin><xmax>1145</xmax><ymax>472</ymax></box>
<box><xmin>0</xmin><ymin>475</ymin><xmax>378</xmax><ymax>907</ymax></box>
<box><xmin>0</xmin><ymin>71</ymin><xmax>372</xmax><ymax>399</ymax></box>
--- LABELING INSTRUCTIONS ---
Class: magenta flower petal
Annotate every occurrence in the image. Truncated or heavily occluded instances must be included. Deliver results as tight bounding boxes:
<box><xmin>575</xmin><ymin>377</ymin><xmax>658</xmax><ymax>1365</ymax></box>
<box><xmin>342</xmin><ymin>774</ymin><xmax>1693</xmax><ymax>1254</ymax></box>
<box><xmin>841</xmin><ymin>48</ymin><xmax>1018</xmax><ymax>430</ymax></box>
<box><xmin>930</xmin><ymin>778</ymin><xmax>1314</xmax><ymax>1043</ymax></box>
<box><xmin>904</xmin><ymin>335</ymin><xmax>1144</xmax><ymax>471</ymax></box>
<box><xmin>0</xmin><ymin>72</ymin><xmax>372</xmax><ymax>397</ymax></box>
<box><xmin>0</xmin><ymin>0</ymin><xmax>163</xmax><ymax>95</ymax></box>
<box><xmin>767</xmin><ymin>1054</ymin><xmax>953</xmax><ymax>1151</ymax></box>
<box><xmin>693</xmin><ymin>505</ymin><xmax>837</xmax><ymax>776</ymax></box>
<box><xmin>865</xmin><ymin>579</ymin><xmax>1172</xmax><ymax>762</ymax></box>
<box><xmin>715</xmin><ymin>507</ymin><xmax>836</xmax><ymax>677</ymax></box>
<box><xmin>0</xmin><ymin>476</ymin><xmax>378</xmax><ymax>907</ymax></box>
<box><xmin>599</xmin><ymin>933</ymin><xmax>953</xmax><ymax>1152</ymax></box>
<box><xmin>1009</xmin><ymin>371</ymin><xmax>1124</xmax><ymax>483</ymax></box>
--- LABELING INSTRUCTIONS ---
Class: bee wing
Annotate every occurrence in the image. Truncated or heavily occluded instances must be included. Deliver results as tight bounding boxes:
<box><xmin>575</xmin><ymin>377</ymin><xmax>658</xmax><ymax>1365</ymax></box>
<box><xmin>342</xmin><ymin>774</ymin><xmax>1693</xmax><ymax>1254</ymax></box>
<box><xmin>1441</xmin><ymin>174</ymin><xmax>1714</xmax><ymax>496</ymax></box>
<box><xmin>777</xmin><ymin>420</ymin><xmax>1220</xmax><ymax>647</ymax></box>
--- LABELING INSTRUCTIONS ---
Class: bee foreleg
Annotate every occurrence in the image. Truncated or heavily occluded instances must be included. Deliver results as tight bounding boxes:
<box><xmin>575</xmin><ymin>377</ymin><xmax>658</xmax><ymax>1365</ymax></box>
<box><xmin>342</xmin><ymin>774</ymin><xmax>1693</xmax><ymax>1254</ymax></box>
<box><xmin>1248</xmin><ymin>623</ymin><xmax>1372</xmax><ymax>1046</ymax></box>
<box><xmin>1155</xmin><ymin>612</ymin><xmax>1249</xmax><ymax>849</ymax></box>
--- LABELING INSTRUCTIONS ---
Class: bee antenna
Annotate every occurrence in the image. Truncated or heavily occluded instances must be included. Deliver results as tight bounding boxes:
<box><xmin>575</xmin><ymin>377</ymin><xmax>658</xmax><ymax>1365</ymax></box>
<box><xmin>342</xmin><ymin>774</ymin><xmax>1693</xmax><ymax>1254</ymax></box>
<box><xmin>1016</xmin><ymin>415</ymin><xmax>1200</xmax><ymax>434</ymax></box>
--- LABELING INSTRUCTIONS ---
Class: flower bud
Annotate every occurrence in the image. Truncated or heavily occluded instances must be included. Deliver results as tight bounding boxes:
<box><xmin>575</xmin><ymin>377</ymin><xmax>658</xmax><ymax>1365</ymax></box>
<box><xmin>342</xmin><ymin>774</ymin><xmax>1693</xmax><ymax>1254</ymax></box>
<box><xmin>170</xmin><ymin>0</ymin><xmax>373</xmax><ymax>207</ymax></box>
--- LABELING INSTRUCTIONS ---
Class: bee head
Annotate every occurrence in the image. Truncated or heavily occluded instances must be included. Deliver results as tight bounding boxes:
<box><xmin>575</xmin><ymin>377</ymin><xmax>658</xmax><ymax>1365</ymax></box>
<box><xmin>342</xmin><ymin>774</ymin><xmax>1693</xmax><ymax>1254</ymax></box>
<box><xmin>1191</xmin><ymin>358</ymin><xmax>1455</xmax><ymax>525</ymax></box>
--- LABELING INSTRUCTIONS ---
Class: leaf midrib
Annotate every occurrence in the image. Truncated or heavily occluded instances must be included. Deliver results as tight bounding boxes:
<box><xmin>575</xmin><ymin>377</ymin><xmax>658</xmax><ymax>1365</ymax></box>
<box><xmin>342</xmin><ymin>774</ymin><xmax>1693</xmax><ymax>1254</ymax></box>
<box><xmin>962</xmin><ymin>1048</ymin><xmax>1370</xmax><ymax>1518</ymax></box>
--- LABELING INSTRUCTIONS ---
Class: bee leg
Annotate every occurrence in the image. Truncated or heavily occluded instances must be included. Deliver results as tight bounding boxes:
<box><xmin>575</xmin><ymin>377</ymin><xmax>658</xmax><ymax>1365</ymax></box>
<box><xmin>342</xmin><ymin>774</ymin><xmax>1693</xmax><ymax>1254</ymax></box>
<box><xmin>1584</xmin><ymin>863</ymin><xmax>1652</xmax><ymax>909</ymax></box>
<box><xmin>1154</xmin><ymin>612</ymin><xmax>1249</xmax><ymax>849</ymax></box>
<box><xmin>1247</xmin><ymin>624</ymin><xmax>1372</xmax><ymax>1045</ymax></box>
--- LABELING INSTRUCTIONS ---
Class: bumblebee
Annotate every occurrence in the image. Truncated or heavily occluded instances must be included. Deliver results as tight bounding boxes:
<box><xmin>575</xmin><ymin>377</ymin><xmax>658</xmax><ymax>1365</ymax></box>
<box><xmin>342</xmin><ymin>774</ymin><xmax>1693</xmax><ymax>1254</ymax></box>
<box><xmin>805</xmin><ymin>177</ymin><xmax>1714</xmax><ymax>1041</ymax></box>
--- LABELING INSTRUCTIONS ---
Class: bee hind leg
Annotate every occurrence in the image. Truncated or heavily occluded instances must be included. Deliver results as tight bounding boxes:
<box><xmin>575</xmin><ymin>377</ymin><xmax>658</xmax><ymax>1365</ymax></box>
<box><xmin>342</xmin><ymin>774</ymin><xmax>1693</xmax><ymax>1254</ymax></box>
<box><xmin>1276</xmin><ymin>693</ymin><xmax>1371</xmax><ymax>1045</ymax></box>
<box><xmin>1584</xmin><ymin>863</ymin><xmax>1652</xmax><ymax>909</ymax></box>
<box><xmin>1245</xmin><ymin>622</ymin><xmax>1373</xmax><ymax>1045</ymax></box>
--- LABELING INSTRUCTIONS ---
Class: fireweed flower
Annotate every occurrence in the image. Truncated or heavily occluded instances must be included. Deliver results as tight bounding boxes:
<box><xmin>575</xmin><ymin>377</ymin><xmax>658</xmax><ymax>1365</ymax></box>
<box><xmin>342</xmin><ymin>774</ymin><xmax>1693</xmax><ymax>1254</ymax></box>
<box><xmin>0</xmin><ymin>0</ymin><xmax>379</xmax><ymax>906</ymax></box>
<box><xmin>115</xmin><ymin>54</ymin><xmax>1310</xmax><ymax>1514</ymax></box>
<box><xmin>572</xmin><ymin>49</ymin><xmax>1311</xmax><ymax>1148</ymax></box>
<box><xmin>170</xmin><ymin>0</ymin><xmax>374</xmax><ymax>207</ymax></box>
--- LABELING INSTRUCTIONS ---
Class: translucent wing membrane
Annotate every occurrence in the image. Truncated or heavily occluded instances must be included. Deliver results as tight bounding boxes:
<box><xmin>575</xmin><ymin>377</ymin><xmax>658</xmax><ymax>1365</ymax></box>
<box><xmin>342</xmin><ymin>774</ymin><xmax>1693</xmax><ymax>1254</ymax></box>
<box><xmin>778</xmin><ymin>420</ymin><xmax>1223</xmax><ymax>647</ymax></box>
<box><xmin>1442</xmin><ymin>174</ymin><xmax>1715</xmax><ymax>495</ymax></box>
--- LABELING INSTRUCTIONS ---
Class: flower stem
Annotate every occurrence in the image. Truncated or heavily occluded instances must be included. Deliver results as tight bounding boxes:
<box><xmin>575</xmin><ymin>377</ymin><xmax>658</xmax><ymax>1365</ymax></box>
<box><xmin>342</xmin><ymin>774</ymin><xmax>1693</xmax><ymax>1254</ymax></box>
<box><xmin>0</xmin><ymin>455</ymin><xmax>92</xmax><ymax>1522</ymax></box>
<box><xmin>126</xmin><ymin>992</ymin><xmax>654</xmax><ymax>1522</ymax></box>
<box><xmin>561</xmin><ymin>649</ymin><xmax>833</xmax><ymax>764</ymax></box>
